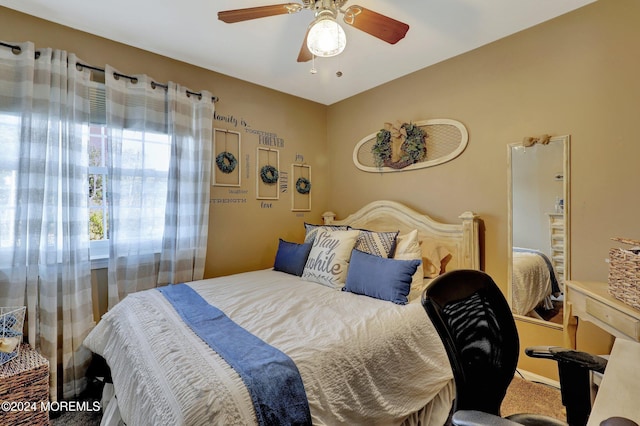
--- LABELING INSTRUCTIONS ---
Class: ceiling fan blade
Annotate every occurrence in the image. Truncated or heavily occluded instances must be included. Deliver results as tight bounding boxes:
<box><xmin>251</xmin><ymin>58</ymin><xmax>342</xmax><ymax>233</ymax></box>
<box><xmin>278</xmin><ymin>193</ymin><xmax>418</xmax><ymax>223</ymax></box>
<box><xmin>218</xmin><ymin>3</ymin><xmax>302</xmax><ymax>24</ymax></box>
<box><xmin>343</xmin><ymin>6</ymin><xmax>409</xmax><ymax>44</ymax></box>
<box><xmin>297</xmin><ymin>27</ymin><xmax>313</xmax><ymax>62</ymax></box>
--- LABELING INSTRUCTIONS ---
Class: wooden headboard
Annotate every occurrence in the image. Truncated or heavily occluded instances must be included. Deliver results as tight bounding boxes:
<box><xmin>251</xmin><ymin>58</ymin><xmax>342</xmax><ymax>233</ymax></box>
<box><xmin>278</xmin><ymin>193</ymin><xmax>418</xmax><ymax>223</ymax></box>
<box><xmin>322</xmin><ymin>200</ymin><xmax>480</xmax><ymax>272</ymax></box>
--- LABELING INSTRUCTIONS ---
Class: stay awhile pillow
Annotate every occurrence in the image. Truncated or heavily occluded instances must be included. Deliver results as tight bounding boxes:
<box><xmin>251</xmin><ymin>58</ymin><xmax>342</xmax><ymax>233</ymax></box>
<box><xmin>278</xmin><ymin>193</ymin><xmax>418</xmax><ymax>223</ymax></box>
<box><xmin>301</xmin><ymin>229</ymin><xmax>360</xmax><ymax>289</ymax></box>
<box><xmin>273</xmin><ymin>239</ymin><xmax>313</xmax><ymax>276</ymax></box>
<box><xmin>344</xmin><ymin>249</ymin><xmax>421</xmax><ymax>305</ymax></box>
<box><xmin>303</xmin><ymin>223</ymin><xmax>351</xmax><ymax>244</ymax></box>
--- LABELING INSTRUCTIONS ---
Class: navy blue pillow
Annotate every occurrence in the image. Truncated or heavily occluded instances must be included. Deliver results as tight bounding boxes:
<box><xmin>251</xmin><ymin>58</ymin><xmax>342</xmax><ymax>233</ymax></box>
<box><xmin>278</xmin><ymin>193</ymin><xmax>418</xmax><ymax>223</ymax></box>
<box><xmin>343</xmin><ymin>249</ymin><xmax>421</xmax><ymax>304</ymax></box>
<box><xmin>274</xmin><ymin>239</ymin><xmax>313</xmax><ymax>276</ymax></box>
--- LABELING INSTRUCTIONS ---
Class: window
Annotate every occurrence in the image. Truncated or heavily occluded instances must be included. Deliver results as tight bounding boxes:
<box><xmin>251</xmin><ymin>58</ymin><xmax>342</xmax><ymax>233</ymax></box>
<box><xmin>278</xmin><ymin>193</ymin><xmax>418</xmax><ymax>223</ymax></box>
<box><xmin>87</xmin><ymin>81</ymin><xmax>171</xmax><ymax>263</ymax></box>
<box><xmin>112</xmin><ymin>128</ymin><xmax>171</xmax><ymax>252</ymax></box>
<box><xmin>88</xmin><ymin>124</ymin><xmax>110</xmax><ymax>259</ymax></box>
<box><xmin>0</xmin><ymin>81</ymin><xmax>172</xmax><ymax>266</ymax></box>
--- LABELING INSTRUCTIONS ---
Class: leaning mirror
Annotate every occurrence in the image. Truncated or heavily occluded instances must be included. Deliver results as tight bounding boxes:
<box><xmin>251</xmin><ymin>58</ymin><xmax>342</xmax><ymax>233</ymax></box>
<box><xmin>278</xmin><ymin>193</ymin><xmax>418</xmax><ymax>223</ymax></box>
<box><xmin>508</xmin><ymin>135</ymin><xmax>570</xmax><ymax>328</ymax></box>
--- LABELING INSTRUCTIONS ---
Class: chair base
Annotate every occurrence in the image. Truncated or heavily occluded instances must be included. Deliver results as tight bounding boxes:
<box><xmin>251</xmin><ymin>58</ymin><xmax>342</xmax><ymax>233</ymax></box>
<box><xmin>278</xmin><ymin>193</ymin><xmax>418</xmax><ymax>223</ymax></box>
<box><xmin>451</xmin><ymin>410</ymin><xmax>567</xmax><ymax>426</ymax></box>
<box><xmin>507</xmin><ymin>412</ymin><xmax>567</xmax><ymax>426</ymax></box>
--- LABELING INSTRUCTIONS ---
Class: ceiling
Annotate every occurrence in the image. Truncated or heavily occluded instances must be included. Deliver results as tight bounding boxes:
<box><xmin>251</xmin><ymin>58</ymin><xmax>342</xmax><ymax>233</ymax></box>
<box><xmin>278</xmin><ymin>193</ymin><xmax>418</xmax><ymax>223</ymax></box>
<box><xmin>1</xmin><ymin>0</ymin><xmax>596</xmax><ymax>105</ymax></box>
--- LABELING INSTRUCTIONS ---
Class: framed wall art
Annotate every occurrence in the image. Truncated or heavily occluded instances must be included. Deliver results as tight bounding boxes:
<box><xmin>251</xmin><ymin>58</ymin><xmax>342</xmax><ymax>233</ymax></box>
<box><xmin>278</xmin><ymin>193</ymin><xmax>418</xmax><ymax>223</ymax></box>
<box><xmin>212</xmin><ymin>128</ymin><xmax>241</xmax><ymax>187</ymax></box>
<box><xmin>291</xmin><ymin>163</ymin><xmax>311</xmax><ymax>212</ymax></box>
<box><xmin>256</xmin><ymin>147</ymin><xmax>280</xmax><ymax>200</ymax></box>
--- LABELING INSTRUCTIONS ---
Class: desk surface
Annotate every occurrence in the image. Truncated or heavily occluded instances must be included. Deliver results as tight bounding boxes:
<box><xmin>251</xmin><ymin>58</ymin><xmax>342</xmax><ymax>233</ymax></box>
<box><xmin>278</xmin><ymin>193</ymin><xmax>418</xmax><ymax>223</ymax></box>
<box><xmin>588</xmin><ymin>338</ymin><xmax>640</xmax><ymax>425</ymax></box>
<box><xmin>564</xmin><ymin>280</ymin><xmax>640</xmax><ymax>348</ymax></box>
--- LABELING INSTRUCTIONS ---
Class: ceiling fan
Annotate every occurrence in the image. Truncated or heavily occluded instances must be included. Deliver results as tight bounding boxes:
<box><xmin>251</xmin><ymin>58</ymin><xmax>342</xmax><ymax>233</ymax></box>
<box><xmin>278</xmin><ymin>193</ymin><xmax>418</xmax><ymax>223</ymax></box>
<box><xmin>218</xmin><ymin>0</ymin><xmax>410</xmax><ymax>62</ymax></box>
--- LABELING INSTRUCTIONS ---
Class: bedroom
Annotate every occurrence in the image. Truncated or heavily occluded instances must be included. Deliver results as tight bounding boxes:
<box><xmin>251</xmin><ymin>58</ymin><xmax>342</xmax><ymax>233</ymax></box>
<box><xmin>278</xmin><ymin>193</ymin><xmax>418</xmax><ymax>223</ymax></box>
<box><xmin>1</xmin><ymin>0</ymin><xmax>639</xmax><ymax>423</ymax></box>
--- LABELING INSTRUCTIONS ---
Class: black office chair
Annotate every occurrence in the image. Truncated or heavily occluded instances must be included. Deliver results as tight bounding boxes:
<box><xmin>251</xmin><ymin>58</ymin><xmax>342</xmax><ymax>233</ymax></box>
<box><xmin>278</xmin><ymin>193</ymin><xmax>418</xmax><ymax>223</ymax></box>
<box><xmin>422</xmin><ymin>269</ymin><xmax>608</xmax><ymax>426</ymax></box>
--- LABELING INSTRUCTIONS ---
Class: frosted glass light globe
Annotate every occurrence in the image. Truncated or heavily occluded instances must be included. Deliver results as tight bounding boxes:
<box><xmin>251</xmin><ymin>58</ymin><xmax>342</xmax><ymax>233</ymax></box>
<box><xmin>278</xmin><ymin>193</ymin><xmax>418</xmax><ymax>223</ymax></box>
<box><xmin>306</xmin><ymin>18</ymin><xmax>346</xmax><ymax>58</ymax></box>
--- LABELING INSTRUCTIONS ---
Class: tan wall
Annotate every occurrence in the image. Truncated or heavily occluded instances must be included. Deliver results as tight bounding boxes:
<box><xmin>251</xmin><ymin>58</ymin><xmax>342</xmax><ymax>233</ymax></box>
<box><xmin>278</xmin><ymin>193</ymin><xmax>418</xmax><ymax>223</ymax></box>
<box><xmin>3</xmin><ymin>0</ymin><xmax>636</xmax><ymax>380</ymax></box>
<box><xmin>326</xmin><ymin>0</ymin><xmax>636</xmax><ymax>376</ymax></box>
<box><xmin>0</xmin><ymin>7</ymin><xmax>329</xmax><ymax>283</ymax></box>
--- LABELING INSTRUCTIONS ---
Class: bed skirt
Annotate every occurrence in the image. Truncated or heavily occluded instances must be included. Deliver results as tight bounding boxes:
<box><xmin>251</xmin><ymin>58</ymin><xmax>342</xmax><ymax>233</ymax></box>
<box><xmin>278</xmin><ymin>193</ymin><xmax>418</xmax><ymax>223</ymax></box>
<box><xmin>98</xmin><ymin>380</ymin><xmax>454</xmax><ymax>426</ymax></box>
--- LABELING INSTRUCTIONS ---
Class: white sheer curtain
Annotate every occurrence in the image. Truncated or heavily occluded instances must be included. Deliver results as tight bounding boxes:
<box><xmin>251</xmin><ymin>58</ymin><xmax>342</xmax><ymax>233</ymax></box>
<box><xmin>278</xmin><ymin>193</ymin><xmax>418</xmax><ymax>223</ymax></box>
<box><xmin>0</xmin><ymin>41</ymin><xmax>94</xmax><ymax>400</ymax></box>
<box><xmin>106</xmin><ymin>67</ymin><xmax>213</xmax><ymax>308</ymax></box>
<box><xmin>158</xmin><ymin>83</ymin><xmax>213</xmax><ymax>284</ymax></box>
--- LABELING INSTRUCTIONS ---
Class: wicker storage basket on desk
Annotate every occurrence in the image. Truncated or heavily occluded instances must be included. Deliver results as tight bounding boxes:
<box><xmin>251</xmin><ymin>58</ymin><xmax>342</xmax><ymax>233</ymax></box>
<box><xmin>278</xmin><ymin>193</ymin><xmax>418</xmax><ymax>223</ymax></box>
<box><xmin>0</xmin><ymin>343</ymin><xmax>50</xmax><ymax>426</ymax></box>
<box><xmin>608</xmin><ymin>237</ymin><xmax>640</xmax><ymax>311</ymax></box>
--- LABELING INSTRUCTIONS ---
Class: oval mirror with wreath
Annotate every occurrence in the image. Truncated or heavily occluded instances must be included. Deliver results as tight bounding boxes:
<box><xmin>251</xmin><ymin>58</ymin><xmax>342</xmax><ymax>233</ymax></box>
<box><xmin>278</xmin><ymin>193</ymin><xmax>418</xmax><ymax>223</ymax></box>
<box><xmin>353</xmin><ymin>119</ymin><xmax>468</xmax><ymax>173</ymax></box>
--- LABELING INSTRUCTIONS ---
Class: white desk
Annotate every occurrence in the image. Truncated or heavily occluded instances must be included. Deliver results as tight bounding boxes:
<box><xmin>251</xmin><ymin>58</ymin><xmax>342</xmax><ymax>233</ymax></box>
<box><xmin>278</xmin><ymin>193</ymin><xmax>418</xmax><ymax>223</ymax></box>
<box><xmin>564</xmin><ymin>281</ymin><xmax>640</xmax><ymax>348</ymax></box>
<box><xmin>587</xmin><ymin>338</ymin><xmax>640</xmax><ymax>425</ymax></box>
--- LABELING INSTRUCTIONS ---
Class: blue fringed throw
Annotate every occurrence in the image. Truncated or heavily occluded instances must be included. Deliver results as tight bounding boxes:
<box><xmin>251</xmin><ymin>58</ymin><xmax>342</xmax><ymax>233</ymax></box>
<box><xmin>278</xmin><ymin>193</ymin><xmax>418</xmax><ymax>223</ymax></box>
<box><xmin>158</xmin><ymin>284</ymin><xmax>312</xmax><ymax>426</ymax></box>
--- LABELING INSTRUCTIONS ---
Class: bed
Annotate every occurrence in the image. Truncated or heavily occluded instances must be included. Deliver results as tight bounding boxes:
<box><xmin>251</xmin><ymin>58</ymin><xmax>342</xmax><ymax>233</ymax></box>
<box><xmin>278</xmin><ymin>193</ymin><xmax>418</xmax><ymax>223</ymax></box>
<box><xmin>511</xmin><ymin>247</ymin><xmax>561</xmax><ymax>317</ymax></box>
<box><xmin>84</xmin><ymin>200</ymin><xmax>480</xmax><ymax>426</ymax></box>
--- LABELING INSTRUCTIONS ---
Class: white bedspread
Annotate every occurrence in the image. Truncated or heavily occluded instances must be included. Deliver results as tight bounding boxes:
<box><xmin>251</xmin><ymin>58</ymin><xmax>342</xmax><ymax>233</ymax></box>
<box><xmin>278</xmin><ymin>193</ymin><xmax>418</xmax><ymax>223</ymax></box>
<box><xmin>511</xmin><ymin>251</ymin><xmax>553</xmax><ymax>316</ymax></box>
<box><xmin>84</xmin><ymin>269</ymin><xmax>453</xmax><ymax>426</ymax></box>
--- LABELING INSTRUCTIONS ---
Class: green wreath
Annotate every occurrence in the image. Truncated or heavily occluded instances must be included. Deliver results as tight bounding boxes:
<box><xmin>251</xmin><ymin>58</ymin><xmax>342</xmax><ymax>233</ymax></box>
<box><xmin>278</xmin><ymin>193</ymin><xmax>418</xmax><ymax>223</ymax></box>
<box><xmin>215</xmin><ymin>151</ymin><xmax>237</xmax><ymax>174</ymax></box>
<box><xmin>295</xmin><ymin>177</ymin><xmax>311</xmax><ymax>194</ymax></box>
<box><xmin>371</xmin><ymin>123</ymin><xmax>427</xmax><ymax>169</ymax></box>
<box><xmin>260</xmin><ymin>165</ymin><xmax>279</xmax><ymax>184</ymax></box>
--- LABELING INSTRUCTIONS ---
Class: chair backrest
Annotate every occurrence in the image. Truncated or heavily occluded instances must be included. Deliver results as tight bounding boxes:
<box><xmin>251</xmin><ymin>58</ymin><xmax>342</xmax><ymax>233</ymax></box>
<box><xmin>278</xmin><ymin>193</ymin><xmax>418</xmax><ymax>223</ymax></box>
<box><xmin>422</xmin><ymin>269</ymin><xmax>520</xmax><ymax>416</ymax></box>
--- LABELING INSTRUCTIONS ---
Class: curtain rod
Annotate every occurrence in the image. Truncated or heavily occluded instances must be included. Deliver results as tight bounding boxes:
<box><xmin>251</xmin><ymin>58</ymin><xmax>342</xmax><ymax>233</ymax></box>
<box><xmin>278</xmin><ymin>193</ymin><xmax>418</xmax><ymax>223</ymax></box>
<box><xmin>1</xmin><ymin>41</ymin><xmax>219</xmax><ymax>103</ymax></box>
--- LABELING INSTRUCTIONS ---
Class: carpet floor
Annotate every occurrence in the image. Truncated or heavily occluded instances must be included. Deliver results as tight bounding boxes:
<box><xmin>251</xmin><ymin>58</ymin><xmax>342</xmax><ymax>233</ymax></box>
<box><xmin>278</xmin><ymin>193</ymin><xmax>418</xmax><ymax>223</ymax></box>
<box><xmin>51</xmin><ymin>405</ymin><xmax>101</xmax><ymax>426</ymax></box>
<box><xmin>502</xmin><ymin>375</ymin><xmax>566</xmax><ymax>421</ymax></box>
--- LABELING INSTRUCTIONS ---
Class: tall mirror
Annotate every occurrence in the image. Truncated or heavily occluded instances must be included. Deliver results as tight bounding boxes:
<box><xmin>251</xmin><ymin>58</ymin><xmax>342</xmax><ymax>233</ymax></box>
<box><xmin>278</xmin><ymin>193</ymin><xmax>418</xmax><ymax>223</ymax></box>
<box><xmin>508</xmin><ymin>135</ymin><xmax>570</xmax><ymax>328</ymax></box>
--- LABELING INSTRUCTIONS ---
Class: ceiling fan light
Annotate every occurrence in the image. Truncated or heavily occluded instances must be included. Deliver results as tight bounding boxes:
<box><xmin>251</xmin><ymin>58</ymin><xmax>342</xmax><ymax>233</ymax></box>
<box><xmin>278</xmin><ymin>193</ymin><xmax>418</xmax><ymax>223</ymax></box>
<box><xmin>306</xmin><ymin>17</ymin><xmax>346</xmax><ymax>58</ymax></box>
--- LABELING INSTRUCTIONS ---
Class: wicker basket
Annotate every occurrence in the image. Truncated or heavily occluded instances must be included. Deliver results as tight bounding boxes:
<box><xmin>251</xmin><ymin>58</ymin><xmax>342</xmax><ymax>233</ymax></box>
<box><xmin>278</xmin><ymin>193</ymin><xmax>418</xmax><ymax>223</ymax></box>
<box><xmin>608</xmin><ymin>237</ymin><xmax>640</xmax><ymax>310</ymax></box>
<box><xmin>0</xmin><ymin>306</ymin><xmax>26</xmax><ymax>366</ymax></box>
<box><xmin>0</xmin><ymin>343</ymin><xmax>50</xmax><ymax>425</ymax></box>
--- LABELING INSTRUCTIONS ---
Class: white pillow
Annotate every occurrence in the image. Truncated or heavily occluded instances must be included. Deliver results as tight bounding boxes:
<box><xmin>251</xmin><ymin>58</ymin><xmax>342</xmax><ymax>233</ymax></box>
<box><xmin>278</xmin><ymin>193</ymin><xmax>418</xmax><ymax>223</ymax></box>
<box><xmin>302</xmin><ymin>229</ymin><xmax>360</xmax><ymax>289</ymax></box>
<box><xmin>303</xmin><ymin>223</ymin><xmax>350</xmax><ymax>243</ymax></box>
<box><xmin>393</xmin><ymin>230</ymin><xmax>425</xmax><ymax>302</ymax></box>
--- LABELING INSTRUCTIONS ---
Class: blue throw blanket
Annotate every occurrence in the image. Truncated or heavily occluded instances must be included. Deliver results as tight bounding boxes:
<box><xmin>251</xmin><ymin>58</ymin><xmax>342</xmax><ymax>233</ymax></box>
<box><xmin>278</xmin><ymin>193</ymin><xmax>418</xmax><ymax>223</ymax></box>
<box><xmin>158</xmin><ymin>284</ymin><xmax>312</xmax><ymax>426</ymax></box>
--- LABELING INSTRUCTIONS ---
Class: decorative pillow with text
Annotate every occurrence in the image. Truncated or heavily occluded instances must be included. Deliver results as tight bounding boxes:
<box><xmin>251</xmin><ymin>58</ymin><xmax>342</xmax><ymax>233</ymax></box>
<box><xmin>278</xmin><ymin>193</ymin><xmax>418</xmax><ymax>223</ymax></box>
<box><xmin>301</xmin><ymin>229</ymin><xmax>360</xmax><ymax>289</ymax></box>
<box><xmin>304</xmin><ymin>223</ymin><xmax>351</xmax><ymax>244</ymax></box>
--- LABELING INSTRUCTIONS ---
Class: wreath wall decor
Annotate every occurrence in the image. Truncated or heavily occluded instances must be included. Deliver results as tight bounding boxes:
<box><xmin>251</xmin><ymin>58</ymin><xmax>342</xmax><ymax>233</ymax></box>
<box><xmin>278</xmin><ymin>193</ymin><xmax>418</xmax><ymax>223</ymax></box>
<box><xmin>353</xmin><ymin>119</ymin><xmax>469</xmax><ymax>173</ymax></box>
<box><xmin>372</xmin><ymin>121</ymin><xmax>427</xmax><ymax>170</ymax></box>
<box><xmin>216</xmin><ymin>151</ymin><xmax>237</xmax><ymax>174</ymax></box>
<box><xmin>256</xmin><ymin>147</ymin><xmax>280</xmax><ymax>200</ymax></box>
<box><xmin>260</xmin><ymin>165</ymin><xmax>279</xmax><ymax>184</ymax></box>
<box><xmin>212</xmin><ymin>128</ymin><xmax>241</xmax><ymax>186</ymax></box>
<box><xmin>291</xmin><ymin>163</ymin><xmax>311</xmax><ymax>212</ymax></box>
<box><xmin>295</xmin><ymin>177</ymin><xmax>311</xmax><ymax>194</ymax></box>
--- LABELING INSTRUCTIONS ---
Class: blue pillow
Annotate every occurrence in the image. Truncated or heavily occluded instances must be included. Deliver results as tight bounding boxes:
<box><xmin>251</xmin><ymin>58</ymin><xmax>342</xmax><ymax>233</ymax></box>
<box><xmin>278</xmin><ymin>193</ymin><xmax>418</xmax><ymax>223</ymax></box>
<box><xmin>343</xmin><ymin>249</ymin><xmax>421</xmax><ymax>304</ymax></box>
<box><xmin>274</xmin><ymin>239</ymin><xmax>313</xmax><ymax>276</ymax></box>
